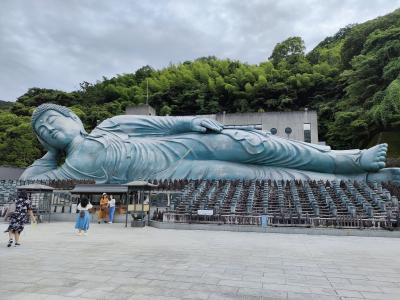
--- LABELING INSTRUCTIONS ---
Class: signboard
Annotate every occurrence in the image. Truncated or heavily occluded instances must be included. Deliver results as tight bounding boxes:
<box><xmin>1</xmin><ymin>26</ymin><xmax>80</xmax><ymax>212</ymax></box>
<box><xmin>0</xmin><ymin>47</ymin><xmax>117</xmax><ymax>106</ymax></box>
<box><xmin>128</xmin><ymin>204</ymin><xmax>150</xmax><ymax>212</ymax></box>
<box><xmin>197</xmin><ymin>209</ymin><xmax>213</xmax><ymax>216</ymax></box>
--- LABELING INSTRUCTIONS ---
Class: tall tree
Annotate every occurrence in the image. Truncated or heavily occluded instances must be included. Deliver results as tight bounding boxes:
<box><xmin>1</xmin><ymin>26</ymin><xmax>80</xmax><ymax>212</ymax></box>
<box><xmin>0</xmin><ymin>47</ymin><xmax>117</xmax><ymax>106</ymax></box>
<box><xmin>269</xmin><ymin>37</ymin><xmax>306</xmax><ymax>65</ymax></box>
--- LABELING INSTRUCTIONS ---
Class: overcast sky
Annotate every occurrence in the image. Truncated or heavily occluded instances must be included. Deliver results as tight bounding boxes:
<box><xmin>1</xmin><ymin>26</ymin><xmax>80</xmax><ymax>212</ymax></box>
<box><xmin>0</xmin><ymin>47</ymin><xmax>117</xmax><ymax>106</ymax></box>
<box><xmin>1</xmin><ymin>0</ymin><xmax>399</xmax><ymax>101</ymax></box>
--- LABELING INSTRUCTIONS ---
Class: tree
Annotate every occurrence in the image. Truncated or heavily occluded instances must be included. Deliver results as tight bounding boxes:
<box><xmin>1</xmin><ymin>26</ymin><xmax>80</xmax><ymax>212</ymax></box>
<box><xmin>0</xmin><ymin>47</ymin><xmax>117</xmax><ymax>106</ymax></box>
<box><xmin>0</xmin><ymin>112</ymin><xmax>41</xmax><ymax>167</ymax></box>
<box><xmin>269</xmin><ymin>37</ymin><xmax>305</xmax><ymax>65</ymax></box>
<box><xmin>371</xmin><ymin>78</ymin><xmax>400</xmax><ymax>127</ymax></box>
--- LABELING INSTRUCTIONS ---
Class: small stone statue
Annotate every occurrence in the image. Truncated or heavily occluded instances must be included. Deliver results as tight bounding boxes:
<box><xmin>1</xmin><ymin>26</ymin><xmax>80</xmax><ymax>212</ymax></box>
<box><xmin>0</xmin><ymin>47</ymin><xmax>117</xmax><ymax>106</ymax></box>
<box><xmin>20</xmin><ymin>103</ymin><xmax>400</xmax><ymax>185</ymax></box>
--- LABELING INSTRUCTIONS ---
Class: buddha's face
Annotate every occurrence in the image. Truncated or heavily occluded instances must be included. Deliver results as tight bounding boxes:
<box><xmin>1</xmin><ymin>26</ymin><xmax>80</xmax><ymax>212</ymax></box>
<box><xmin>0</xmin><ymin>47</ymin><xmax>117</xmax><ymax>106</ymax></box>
<box><xmin>34</xmin><ymin>110</ymin><xmax>83</xmax><ymax>150</ymax></box>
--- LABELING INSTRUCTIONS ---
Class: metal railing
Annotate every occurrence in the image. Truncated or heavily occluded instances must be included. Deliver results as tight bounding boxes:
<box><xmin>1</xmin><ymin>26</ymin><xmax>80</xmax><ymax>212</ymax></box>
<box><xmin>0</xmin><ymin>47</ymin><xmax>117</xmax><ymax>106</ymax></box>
<box><xmin>162</xmin><ymin>212</ymin><xmax>398</xmax><ymax>229</ymax></box>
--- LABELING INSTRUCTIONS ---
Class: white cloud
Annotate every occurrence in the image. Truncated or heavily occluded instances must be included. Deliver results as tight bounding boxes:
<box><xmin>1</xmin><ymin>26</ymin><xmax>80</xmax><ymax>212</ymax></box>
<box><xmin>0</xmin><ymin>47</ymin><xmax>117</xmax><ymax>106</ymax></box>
<box><xmin>0</xmin><ymin>0</ymin><xmax>399</xmax><ymax>101</ymax></box>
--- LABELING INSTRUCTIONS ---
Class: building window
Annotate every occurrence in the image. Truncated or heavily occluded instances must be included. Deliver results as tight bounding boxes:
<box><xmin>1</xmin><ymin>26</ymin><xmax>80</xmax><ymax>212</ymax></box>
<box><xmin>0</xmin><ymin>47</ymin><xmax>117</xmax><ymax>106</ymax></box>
<box><xmin>226</xmin><ymin>124</ymin><xmax>262</xmax><ymax>129</ymax></box>
<box><xmin>270</xmin><ymin>128</ymin><xmax>277</xmax><ymax>135</ymax></box>
<box><xmin>285</xmin><ymin>127</ymin><xmax>292</xmax><ymax>138</ymax></box>
<box><xmin>304</xmin><ymin>123</ymin><xmax>311</xmax><ymax>143</ymax></box>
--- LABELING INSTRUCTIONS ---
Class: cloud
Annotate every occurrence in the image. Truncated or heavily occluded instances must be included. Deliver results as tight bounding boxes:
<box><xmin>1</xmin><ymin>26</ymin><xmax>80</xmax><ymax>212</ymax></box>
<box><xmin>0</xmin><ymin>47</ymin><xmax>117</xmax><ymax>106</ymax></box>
<box><xmin>0</xmin><ymin>0</ymin><xmax>399</xmax><ymax>101</ymax></box>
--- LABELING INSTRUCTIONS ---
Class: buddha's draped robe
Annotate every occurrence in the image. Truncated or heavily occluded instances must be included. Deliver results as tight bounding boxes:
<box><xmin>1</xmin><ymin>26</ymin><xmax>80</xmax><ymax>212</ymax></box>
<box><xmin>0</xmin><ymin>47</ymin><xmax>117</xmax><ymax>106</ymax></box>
<box><xmin>22</xmin><ymin>116</ymin><xmax>367</xmax><ymax>183</ymax></box>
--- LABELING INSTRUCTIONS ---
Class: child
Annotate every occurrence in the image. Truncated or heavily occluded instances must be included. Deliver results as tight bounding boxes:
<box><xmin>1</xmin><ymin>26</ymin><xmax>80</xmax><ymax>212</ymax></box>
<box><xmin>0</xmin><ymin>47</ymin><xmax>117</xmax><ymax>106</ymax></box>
<box><xmin>75</xmin><ymin>197</ymin><xmax>92</xmax><ymax>236</ymax></box>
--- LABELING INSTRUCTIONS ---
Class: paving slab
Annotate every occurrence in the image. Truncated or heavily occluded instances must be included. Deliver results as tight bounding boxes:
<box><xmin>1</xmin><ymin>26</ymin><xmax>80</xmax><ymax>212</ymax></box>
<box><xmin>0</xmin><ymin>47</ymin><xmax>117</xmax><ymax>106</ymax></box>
<box><xmin>1</xmin><ymin>222</ymin><xmax>400</xmax><ymax>300</ymax></box>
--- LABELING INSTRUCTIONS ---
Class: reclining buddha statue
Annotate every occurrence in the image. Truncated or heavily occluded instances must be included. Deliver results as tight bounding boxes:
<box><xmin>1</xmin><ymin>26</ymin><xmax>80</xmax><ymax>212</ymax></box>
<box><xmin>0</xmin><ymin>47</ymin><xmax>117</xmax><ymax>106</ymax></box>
<box><xmin>20</xmin><ymin>103</ymin><xmax>400</xmax><ymax>185</ymax></box>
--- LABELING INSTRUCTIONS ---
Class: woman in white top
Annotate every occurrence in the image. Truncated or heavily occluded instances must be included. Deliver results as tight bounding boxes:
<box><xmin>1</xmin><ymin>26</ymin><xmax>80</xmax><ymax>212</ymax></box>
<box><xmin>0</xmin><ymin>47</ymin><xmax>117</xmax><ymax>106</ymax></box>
<box><xmin>75</xmin><ymin>197</ymin><xmax>93</xmax><ymax>235</ymax></box>
<box><xmin>108</xmin><ymin>195</ymin><xmax>116</xmax><ymax>224</ymax></box>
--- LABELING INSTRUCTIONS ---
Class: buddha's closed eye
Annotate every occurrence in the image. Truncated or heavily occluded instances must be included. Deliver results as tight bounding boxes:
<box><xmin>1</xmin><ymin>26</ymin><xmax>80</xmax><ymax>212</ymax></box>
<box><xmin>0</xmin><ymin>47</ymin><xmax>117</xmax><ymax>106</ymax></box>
<box><xmin>47</xmin><ymin>115</ymin><xmax>59</xmax><ymax>124</ymax></box>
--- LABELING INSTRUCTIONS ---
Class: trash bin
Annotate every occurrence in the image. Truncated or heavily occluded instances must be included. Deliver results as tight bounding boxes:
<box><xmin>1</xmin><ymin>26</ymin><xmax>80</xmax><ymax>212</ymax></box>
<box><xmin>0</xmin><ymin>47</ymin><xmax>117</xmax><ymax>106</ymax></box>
<box><xmin>131</xmin><ymin>212</ymin><xmax>146</xmax><ymax>227</ymax></box>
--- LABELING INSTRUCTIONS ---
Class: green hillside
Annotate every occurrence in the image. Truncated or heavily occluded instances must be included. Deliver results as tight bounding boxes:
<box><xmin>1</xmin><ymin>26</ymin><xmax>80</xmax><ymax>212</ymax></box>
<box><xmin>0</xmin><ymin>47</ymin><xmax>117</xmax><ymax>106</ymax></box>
<box><xmin>0</xmin><ymin>100</ymin><xmax>13</xmax><ymax>110</ymax></box>
<box><xmin>1</xmin><ymin>9</ymin><xmax>400</xmax><ymax>167</ymax></box>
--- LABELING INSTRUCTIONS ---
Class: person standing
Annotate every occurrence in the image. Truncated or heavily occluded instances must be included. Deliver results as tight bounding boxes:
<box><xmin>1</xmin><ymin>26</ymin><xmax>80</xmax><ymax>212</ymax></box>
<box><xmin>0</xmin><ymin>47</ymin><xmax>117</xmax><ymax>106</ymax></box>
<box><xmin>98</xmin><ymin>193</ymin><xmax>109</xmax><ymax>224</ymax></box>
<box><xmin>6</xmin><ymin>191</ymin><xmax>36</xmax><ymax>247</ymax></box>
<box><xmin>108</xmin><ymin>195</ymin><xmax>116</xmax><ymax>224</ymax></box>
<box><xmin>75</xmin><ymin>197</ymin><xmax>92</xmax><ymax>236</ymax></box>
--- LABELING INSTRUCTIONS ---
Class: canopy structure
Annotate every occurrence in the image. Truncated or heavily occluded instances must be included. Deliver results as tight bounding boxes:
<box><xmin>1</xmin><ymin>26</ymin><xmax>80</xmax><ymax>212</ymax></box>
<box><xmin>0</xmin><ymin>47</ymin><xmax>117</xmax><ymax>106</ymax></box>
<box><xmin>71</xmin><ymin>184</ymin><xmax>128</xmax><ymax>194</ymax></box>
<box><xmin>17</xmin><ymin>184</ymin><xmax>54</xmax><ymax>191</ymax></box>
<box><xmin>124</xmin><ymin>181</ymin><xmax>158</xmax><ymax>227</ymax></box>
<box><xmin>16</xmin><ymin>184</ymin><xmax>54</xmax><ymax>222</ymax></box>
<box><xmin>70</xmin><ymin>182</ymin><xmax>159</xmax><ymax>227</ymax></box>
<box><xmin>71</xmin><ymin>185</ymin><xmax>129</xmax><ymax>221</ymax></box>
<box><xmin>125</xmin><ymin>181</ymin><xmax>158</xmax><ymax>190</ymax></box>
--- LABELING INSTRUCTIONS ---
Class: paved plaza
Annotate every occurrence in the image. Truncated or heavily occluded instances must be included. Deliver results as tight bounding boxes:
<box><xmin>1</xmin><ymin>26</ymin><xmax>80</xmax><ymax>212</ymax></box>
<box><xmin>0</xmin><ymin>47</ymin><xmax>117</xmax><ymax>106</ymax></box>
<box><xmin>0</xmin><ymin>222</ymin><xmax>400</xmax><ymax>300</ymax></box>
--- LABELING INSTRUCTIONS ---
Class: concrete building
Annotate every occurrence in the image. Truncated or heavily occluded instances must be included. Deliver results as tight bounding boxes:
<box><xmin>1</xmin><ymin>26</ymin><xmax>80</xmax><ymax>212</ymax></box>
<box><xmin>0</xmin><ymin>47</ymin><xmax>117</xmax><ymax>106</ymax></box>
<box><xmin>125</xmin><ymin>104</ymin><xmax>156</xmax><ymax>116</ymax></box>
<box><xmin>126</xmin><ymin>105</ymin><xmax>319</xmax><ymax>144</ymax></box>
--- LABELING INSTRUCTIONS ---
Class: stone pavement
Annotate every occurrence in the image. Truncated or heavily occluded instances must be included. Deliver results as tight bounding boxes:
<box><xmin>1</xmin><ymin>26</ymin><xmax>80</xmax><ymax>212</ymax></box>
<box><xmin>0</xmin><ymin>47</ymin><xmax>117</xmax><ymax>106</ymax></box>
<box><xmin>0</xmin><ymin>222</ymin><xmax>400</xmax><ymax>300</ymax></box>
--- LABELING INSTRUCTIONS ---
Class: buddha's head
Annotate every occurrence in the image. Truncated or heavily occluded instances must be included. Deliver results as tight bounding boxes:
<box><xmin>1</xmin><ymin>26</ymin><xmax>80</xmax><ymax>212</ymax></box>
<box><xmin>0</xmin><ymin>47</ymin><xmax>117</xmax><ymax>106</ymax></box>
<box><xmin>32</xmin><ymin>103</ymin><xmax>86</xmax><ymax>151</ymax></box>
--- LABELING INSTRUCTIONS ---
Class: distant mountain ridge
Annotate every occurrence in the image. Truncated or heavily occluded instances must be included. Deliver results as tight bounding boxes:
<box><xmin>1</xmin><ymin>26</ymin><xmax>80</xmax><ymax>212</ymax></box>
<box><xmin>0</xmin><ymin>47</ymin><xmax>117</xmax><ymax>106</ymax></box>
<box><xmin>0</xmin><ymin>100</ymin><xmax>13</xmax><ymax>108</ymax></box>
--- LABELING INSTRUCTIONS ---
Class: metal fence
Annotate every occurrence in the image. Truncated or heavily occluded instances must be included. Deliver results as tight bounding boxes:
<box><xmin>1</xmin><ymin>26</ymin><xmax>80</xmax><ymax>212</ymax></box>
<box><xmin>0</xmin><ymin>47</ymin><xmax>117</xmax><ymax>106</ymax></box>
<box><xmin>162</xmin><ymin>212</ymin><xmax>399</xmax><ymax>230</ymax></box>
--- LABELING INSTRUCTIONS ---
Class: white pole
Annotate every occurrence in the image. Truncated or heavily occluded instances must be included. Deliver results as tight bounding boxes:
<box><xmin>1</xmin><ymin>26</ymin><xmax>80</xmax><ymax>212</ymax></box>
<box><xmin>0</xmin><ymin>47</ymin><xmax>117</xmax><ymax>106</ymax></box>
<box><xmin>146</xmin><ymin>79</ymin><xmax>149</xmax><ymax>105</ymax></box>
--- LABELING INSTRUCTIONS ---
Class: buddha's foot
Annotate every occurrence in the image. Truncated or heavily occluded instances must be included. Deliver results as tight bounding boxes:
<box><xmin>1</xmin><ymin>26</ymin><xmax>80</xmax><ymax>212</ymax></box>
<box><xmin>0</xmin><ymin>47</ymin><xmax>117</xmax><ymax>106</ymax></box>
<box><xmin>360</xmin><ymin>143</ymin><xmax>387</xmax><ymax>172</ymax></box>
<box><xmin>367</xmin><ymin>168</ymin><xmax>400</xmax><ymax>186</ymax></box>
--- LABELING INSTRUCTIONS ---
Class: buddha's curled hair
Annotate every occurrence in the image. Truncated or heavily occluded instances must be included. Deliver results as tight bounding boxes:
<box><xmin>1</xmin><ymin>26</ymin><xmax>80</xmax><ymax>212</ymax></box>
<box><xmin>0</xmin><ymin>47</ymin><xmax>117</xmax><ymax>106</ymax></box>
<box><xmin>31</xmin><ymin>103</ymin><xmax>85</xmax><ymax>134</ymax></box>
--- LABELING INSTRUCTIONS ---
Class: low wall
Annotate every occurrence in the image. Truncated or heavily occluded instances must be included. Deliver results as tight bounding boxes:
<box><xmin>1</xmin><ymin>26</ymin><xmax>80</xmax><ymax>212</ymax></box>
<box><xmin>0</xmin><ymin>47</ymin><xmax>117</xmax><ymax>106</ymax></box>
<box><xmin>3</xmin><ymin>214</ymin><xmax>399</xmax><ymax>237</ymax></box>
<box><xmin>49</xmin><ymin>213</ymin><xmax>131</xmax><ymax>223</ymax></box>
<box><xmin>150</xmin><ymin>221</ymin><xmax>400</xmax><ymax>238</ymax></box>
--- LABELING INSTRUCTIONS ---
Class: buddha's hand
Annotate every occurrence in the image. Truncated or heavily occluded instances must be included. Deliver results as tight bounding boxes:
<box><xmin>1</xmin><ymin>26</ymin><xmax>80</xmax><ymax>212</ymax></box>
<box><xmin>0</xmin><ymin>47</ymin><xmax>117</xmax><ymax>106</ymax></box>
<box><xmin>190</xmin><ymin>117</ymin><xmax>224</xmax><ymax>133</ymax></box>
<box><xmin>42</xmin><ymin>148</ymin><xmax>59</xmax><ymax>161</ymax></box>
